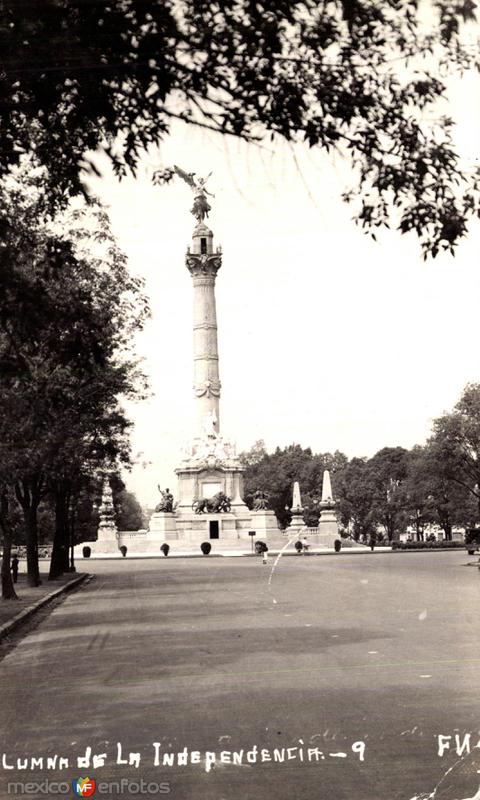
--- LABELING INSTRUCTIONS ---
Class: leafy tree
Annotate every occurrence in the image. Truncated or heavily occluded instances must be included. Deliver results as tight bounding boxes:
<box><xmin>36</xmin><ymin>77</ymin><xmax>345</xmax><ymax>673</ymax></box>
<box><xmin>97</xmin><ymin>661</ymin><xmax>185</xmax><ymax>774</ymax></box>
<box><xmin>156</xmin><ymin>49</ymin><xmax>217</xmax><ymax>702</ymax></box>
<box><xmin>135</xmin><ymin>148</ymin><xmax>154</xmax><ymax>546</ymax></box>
<box><xmin>0</xmin><ymin>170</ymin><xmax>149</xmax><ymax>586</ymax></box>
<box><xmin>239</xmin><ymin>440</ymin><xmax>268</xmax><ymax>468</ymax></box>
<box><xmin>115</xmin><ymin>491</ymin><xmax>145</xmax><ymax>531</ymax></box>
<box><xmin>109</xmin><ymin>473</ymin><xmax>146</xmax><ymax>531</ymax></box>
<box><xmin>404</xmin><ymin>444</ymin><xmax>475</xmax><ymax>540</ymax></box>
<box><xmin>46</xmin><ymin>387</ymin><xmax>135</xmax><ymax>580</ymax></box>
<box><xmin>242</xmin><ymin>442</ymin><xmax>346</xmax><ymax>528</ymax></box>
<box><xmin>334</xmin><ymin>457</ymin><xmax>377</xmax><ymax>541</ymax></box>
<box><xmin>336</xmin><ymin>448</ymin><xmax>411</xmax><ymax>541</ymax></box>
<box><xmin>429</xmin><ymin>383</ymin><xmax>480</xmax><ymax>517</ymax></box>
<box><xmin>403</xmin><ymin>446</ymin><xmax>438</xmax><ymax>540</ymax></box>
<box><xmin>243</xmin><ymin>444</ymin><xmax>311</xmax><ymax>528</ymax></box>
<box><xmin>69</xmin><ymin>477</ymin><xmax>101</xmax><ymax>546</ymax></box>
<box><xmin>0</xmin><ymin>2</ymin><xmax>478</xmax><ymax>254</ymax></box>
<box><xmin>368</xmin><ymin>447</ymin><xmax>410</xmax><ymax>541</ymax></box>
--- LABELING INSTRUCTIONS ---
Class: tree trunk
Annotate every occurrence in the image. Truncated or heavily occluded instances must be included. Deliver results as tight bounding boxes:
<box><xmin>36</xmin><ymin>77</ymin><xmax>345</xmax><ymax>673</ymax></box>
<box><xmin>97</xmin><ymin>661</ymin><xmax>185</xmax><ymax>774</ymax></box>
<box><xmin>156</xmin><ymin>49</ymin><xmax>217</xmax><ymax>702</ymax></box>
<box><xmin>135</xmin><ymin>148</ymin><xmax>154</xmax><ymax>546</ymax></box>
<box><xmin>0</xmin><ymin>490</ymin><xmax>18</xmax><ymax>600</ymax></box>
<box><xmin>438</xmin><ymin>508</ymin><xmax>452</xmax><ymax>541</ymax></box>
<box><xmin>25</xmin><ymin>507</ymin><xmax>40</xmax><ymax>587</ymax></box>
<box><xmin>1</xmin><ymin>533</ymin><xmax>17</xmax><ymax>600</ymax></box>
<box><xmin>49</xmin><ymin>482</ymin><xmax>70</xmax><ymax>580</ymax></box>
<box><xmin>69</xmin><ymin>497</ymin><xmax>76</xmax><ymax>572</ymax></box>
<box><xmin>15</xmin><ymin>478</ymin><xmax>42</xmax><ymax>587</ymax></box>
<box><xmin>386</xmin><ymin>516</ymin><xmax>395</xmax><ymax>542</ymax></box>
<box><xmin>414</xmin><ymin>517</ymin><xmax>421</xmax><ymax>541</ymax></box>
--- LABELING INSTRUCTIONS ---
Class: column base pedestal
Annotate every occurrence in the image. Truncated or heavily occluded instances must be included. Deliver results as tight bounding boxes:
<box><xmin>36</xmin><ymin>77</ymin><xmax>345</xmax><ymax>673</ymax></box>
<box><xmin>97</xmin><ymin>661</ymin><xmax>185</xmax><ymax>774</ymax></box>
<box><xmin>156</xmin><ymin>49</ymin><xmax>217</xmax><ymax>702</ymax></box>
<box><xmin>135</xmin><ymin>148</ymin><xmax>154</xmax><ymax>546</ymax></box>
<box><xmin>249</xmin><ymin>509</ymin><xmax>280</xmax><ymax>538</ymax></box>
<box><xmin>147</xmin><ymin>512</ymin><xmax>178</xmax><ymax>541</ymax></box>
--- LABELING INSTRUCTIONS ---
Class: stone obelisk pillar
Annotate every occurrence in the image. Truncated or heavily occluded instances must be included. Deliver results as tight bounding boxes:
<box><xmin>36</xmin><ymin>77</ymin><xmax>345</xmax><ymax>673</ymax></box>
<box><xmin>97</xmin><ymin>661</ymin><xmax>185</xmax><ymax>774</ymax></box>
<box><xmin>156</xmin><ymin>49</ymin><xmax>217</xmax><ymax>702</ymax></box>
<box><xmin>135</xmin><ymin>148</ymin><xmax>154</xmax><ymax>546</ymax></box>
<box><xmin>289</xmin><ymin>481</ymin><xmax>306</xmax><ymax>534</ymax></box>
<box><xmin>186</xmin><ymin>222</ymin><xmax>222</xmax><ymax>435</ymax></box>
<box><xmin>321</xmin><ymin>469</ymin><xmax>334</xmax><ymax>504</ymax></box>
<box><xmin>318</xmin><ymin>469</ymin><xmax>339</xmax><ymax>539</ymax></box>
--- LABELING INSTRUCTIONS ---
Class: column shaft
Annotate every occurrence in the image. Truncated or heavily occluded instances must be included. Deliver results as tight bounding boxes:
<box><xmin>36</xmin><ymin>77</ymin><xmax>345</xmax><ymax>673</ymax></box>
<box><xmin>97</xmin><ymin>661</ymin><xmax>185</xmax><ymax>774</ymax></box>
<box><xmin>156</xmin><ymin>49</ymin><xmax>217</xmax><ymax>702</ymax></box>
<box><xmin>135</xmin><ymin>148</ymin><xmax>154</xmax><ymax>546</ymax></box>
<box><xmin>192</xmin><ymin>274</ymin><xmax>221</xmax><ymax>432</ymax></box>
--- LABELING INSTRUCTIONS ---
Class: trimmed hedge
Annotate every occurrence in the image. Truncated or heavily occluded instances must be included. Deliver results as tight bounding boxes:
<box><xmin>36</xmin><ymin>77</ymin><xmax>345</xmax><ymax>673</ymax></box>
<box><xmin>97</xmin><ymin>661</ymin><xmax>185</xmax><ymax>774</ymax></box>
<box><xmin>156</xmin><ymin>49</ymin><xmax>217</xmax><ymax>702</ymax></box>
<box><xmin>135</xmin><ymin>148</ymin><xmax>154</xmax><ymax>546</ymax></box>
<box><xmin>392</xmin><ymin>540</ymin><xmax>465</xmax><ymax>551</ymax></box>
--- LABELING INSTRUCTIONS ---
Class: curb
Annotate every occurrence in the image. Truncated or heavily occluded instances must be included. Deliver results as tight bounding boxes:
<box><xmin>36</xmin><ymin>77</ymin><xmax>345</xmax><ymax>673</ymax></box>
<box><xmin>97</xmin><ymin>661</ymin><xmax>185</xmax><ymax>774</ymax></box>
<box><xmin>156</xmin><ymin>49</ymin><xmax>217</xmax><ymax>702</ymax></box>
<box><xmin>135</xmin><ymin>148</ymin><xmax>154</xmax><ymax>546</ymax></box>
<box><xmin>74</xmin><ymin>548</ymin><xmax>470</xmax><ymax>561</ymax></box>
<box><xmin>78</xmin><ymin>548</ymin><xmax>393</xmax><ymax>560</ymax></box>
<box><xmin>0</xmin><ymin>573</ymin><xmax>92</xmax><ymax>641</ymax></box>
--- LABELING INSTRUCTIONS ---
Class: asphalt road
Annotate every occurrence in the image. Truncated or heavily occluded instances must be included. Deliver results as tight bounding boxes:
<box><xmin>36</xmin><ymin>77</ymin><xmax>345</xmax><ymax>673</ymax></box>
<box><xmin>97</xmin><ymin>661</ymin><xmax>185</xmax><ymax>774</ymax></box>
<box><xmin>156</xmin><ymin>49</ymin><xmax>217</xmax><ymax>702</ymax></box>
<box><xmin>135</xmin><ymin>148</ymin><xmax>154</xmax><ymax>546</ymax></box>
<box><xmin>0</xmin><ymin>552</ymin><xmax>479</xmax><ymax>800</ymax></box>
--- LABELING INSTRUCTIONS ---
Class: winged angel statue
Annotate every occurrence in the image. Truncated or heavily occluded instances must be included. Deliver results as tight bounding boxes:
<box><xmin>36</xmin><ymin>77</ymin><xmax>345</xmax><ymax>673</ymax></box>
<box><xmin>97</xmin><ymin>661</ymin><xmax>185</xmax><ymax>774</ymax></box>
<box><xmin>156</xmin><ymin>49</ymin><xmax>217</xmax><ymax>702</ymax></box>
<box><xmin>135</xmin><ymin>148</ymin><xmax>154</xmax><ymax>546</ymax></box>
<box><xmin>174</xmin><ymin>165</ymin><xmax>214</xmax><ymax>222</ymax></box>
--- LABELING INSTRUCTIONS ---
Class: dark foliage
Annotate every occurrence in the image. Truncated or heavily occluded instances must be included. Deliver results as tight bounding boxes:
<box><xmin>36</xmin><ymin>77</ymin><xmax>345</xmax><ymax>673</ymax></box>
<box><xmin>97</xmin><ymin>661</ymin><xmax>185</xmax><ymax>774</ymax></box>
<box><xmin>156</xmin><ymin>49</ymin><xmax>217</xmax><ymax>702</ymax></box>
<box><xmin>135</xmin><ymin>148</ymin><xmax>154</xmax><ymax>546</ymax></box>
<box><xmin>0</xmin><ymin>2</ymin><xmax>478</xmax><ymax>254</ymax></box>
<box><xmin>242</xmin><ymin>443</ymin><xmax>347</xmax><ymax>528</ymax></box>
<box><xmin>0</xmin><ymin>172</ymin><xmax>149</xmax><ymax>587</ymax></box>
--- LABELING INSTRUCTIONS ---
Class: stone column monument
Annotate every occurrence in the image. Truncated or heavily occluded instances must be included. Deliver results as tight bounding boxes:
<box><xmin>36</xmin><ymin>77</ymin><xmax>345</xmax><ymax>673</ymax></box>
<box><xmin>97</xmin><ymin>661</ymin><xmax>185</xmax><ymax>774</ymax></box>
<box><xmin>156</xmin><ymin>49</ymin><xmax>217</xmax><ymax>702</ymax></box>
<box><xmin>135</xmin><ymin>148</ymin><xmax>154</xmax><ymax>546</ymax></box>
<box><xmin>155</xmin><ymin>166</ymin><xmax>271</xmax><ymax>542</ymax></box>
<box><xmin>76</xmin><ymin>169</ymin><xmax>281</xmax><ymax>557</ymax></box>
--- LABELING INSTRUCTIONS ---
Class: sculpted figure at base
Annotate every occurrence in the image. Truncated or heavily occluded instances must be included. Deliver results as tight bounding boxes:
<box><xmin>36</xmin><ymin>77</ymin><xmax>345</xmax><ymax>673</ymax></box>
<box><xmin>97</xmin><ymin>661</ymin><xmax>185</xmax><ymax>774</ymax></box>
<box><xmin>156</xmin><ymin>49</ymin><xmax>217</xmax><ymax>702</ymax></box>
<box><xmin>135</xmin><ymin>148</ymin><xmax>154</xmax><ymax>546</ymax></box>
<box><xmin>192</xmin><ymin>492</ymin><xmax>231</xmax><ymax>514</ymax></box>
<box><xmin>203</xmin><ymin>409</ymin><xmax>218</xmax><ymax>438</ymax></box>
<box><xmin>155</xmin><ymin>486</ymin><xmax>175</xmax><ymax>513</ymax></box>
<box><xmin>253</xmin><ymin>490</ymin><xmax>270</xmax><ymax>511</ymax></box>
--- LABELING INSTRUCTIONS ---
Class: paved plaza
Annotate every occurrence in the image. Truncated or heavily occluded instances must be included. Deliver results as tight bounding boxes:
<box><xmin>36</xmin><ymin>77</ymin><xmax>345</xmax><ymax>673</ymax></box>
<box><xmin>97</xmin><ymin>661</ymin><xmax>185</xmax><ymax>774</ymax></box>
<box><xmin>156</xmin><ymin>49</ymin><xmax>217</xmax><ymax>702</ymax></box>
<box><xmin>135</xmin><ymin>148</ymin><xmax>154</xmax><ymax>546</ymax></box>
<box><xmin>0</xmin><ymin>552</ymin><xmax>479</xmax><ymax>800</ymax></box>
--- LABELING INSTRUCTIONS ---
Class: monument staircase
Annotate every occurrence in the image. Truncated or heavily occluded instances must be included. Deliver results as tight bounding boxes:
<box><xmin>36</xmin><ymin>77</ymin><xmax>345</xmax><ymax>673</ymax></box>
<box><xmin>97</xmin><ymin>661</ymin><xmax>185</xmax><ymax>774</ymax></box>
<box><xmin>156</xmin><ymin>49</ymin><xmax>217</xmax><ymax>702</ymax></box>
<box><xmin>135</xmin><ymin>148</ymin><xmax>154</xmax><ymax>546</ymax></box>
<box><xmin>114</xmin><ymin>528</ymin><xmax>342</xmax><ymax>556</ymax></box>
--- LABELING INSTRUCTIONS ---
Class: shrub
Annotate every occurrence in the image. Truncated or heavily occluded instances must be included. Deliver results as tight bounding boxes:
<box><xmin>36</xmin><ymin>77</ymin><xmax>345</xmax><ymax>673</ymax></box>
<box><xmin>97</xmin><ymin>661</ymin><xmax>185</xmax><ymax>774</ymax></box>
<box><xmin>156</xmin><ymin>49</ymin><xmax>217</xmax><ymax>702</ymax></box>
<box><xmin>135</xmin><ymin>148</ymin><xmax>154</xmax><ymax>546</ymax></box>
<box><xmin>294</xmin><ymin>540</ymin><xmax>303</xmax><ymax>552</ymax></box>
<box><xmin>82</xmin><ymin>546</ymin><xmax>91</xmax><ymax>558</ymax></box>
<box><xmin>334</xmin><ymin>539</ymin><xmax>342</xmax><ymax>553</ymax></box>
<box><xmin>160</xmin><ymin>543</ymin><xmax>170</xmax><ymax>557</ymax></box>
<box><xmin>391</xmin><ymin>540</ymin><xmax>465</xmax><ymax>551</ymax></box>
<box><xmin>201</xmin><ymin>541</ymin><xmax>211</xmax><ymax>555</ymax></box>
<box><xmin>119</xmin><ymin>545</ymin><xmax>127</xmax><ymax>557</ymax></box>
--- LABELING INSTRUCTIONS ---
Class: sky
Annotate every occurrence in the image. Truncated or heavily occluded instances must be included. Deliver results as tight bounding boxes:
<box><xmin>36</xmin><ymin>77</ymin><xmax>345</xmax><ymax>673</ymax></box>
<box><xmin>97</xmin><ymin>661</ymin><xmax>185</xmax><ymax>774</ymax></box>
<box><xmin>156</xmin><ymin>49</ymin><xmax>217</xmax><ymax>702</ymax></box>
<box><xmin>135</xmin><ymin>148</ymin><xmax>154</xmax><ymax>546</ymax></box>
<box><xmin>86</xmin><ymin>69</ymin><xmax>480</xmax><ymax>510</ymax></box>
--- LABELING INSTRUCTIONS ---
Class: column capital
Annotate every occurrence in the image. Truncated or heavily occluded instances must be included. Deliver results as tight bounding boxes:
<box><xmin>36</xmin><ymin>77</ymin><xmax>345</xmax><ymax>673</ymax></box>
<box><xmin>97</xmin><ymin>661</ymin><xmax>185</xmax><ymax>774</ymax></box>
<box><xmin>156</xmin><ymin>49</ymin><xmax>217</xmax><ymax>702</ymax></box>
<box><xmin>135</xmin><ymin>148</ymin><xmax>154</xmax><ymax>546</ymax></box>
<box><xmin>186</xmin><ymin>252</ymin><xmax>222</xmax><ymax>278</ymax></box>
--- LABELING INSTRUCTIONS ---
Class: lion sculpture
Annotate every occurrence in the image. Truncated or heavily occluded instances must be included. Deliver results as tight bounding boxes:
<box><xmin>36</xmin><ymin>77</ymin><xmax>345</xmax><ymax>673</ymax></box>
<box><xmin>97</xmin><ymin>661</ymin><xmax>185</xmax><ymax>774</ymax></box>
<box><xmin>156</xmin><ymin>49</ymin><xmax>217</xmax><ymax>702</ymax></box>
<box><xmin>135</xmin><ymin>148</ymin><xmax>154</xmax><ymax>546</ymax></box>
<box><xmin>192</xmin><ymin>492</ymin><xmax>231</xmax><ymax>514</ymax></box>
